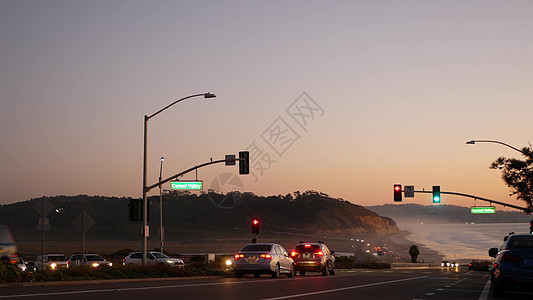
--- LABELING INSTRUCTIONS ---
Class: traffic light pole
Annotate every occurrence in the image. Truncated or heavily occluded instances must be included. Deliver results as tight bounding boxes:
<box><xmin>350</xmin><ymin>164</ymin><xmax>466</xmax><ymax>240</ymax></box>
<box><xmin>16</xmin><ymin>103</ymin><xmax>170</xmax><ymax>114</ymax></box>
<box><xmin>145</xmin><ymin>156</ymin><xmax>246</xmax><ymax>191</ymax></box>
<box><xmin>413</xmin><ymin>190</ymin><xmax>528</xmax><ymax>212</ymax></box>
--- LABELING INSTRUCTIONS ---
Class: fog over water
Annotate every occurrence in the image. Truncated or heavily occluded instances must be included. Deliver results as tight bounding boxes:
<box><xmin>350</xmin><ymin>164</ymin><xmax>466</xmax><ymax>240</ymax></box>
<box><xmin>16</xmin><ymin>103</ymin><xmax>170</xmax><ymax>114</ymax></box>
<box><xmin>400</xmin><ymin>223</ymin><xmax>531</xmax><ymax>260</ymax></box>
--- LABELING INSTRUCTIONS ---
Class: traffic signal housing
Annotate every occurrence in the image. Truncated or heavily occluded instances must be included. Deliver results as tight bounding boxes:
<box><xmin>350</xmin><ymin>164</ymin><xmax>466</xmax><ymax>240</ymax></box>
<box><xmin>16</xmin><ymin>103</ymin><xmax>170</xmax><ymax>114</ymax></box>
<box><xmin>530</xmin><ymin>220</ymin><xmax>533</xmax><ymax>234</ymax></box>
<box><xmin>393</xmin><ymin>184</ymin><xmax>402</xmax><ymax>202</ymax></box>
<box><xmin>432</xmin><ymin>186</ymin><xmax>441</xmax><ymax>203</ymax></box>
<box><xmin>239</xmin><ymin>151</ymin><xmax>250</xmax><ymax>175</ymax></box>
<box><xmin>252</xmin><ymin>218</ymin><xmax>260</xmax><ymax>234</ymax></box>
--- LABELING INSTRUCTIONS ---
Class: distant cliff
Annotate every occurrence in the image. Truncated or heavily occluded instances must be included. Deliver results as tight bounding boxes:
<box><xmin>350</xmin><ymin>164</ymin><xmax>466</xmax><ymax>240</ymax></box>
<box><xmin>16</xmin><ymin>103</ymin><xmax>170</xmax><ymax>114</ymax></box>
<box><xmin>0</xmin><ymin>191</ymin><xmax>400</xmax><ymax>241</ymax></box>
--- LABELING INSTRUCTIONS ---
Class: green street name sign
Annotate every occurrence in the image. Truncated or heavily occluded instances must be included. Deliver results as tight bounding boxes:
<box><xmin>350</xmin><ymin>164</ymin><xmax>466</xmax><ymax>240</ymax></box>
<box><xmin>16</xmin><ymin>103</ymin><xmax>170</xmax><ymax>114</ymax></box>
<box><xmin>471</xmin><ymin>207</ymin><xmax>496</xmax><ymax>214</ymax></box>
<box><xmin>170</xmin><ymin>181</ymin><xmax>203</xmax><ymax>190</ymax></box>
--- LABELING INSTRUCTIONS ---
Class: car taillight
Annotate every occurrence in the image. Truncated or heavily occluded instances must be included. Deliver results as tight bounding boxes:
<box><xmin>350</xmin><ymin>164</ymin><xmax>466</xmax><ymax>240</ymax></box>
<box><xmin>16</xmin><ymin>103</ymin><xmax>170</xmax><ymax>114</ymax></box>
<box><xmin>500</xmin><ymin>253</ymin><xmax>522</xmax><ymax>263</ymax></box>
<box><xmin>260</xmin><ymin>254</ymin><xmax>272</xmax><ymax>260</ymax></box>
<box><xmin>314</xmin><ymin>251</ymin><xmax>323</xmax><ymax>256</ymax></box>
<box><xmin>291</xmin><ymin>251</ymin><xmax>298</xmax><ymax>257</ymax></box>
<box><xmin>234</xmin><ymin>254</ymin><xmax>244</xmax><ymax>260</ymax></box>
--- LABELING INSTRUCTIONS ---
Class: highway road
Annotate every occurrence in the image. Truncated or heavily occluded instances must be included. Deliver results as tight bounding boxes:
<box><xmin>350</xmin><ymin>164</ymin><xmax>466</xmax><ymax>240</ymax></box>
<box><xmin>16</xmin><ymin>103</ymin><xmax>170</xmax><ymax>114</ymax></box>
<box><xmin>0</xmin><ymin>267</ymin><xmax>531</xmax><ymax>300</ymax></box>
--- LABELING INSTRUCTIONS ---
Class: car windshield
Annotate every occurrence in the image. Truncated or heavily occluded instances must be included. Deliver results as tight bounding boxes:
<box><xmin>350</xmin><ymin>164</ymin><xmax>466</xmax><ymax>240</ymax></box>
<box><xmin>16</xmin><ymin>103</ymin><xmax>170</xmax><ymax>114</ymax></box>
<box><xmin>86</xmin><ymin>255</ymin><xmax>105</xmax><ymax>261</ymax></box>
<box><xmin>48</xmin><ymin>255</ymin><xmax>67</xmax><ymax>261</ymax></box>
<box><xmin>507</xmin><ymin>236</ymin><xmax>533</xmax><ymax>249</ymax></box>
<box><xmin>241</xmin><ymin>244</ymin><xmax>273</xmax><ymax>252</ymax></box>
<box><xmin>295</xmin><ymin>244</ymin><xmax>321</xmax><ymax>252</ymax></box>
<box><xmin>151</xmin><ymin>253</ymin><xmax>169</xmax><ymax>259</ymax></box>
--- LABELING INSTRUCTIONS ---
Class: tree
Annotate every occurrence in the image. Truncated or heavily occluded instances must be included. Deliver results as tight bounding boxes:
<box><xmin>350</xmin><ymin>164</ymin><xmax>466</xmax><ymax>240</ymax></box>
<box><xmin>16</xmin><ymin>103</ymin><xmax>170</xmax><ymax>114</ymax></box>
<box><xmin>490</xmin><ymin>145</ymin><xmax>533</xmax><ymax>213</ymax></box>
<box><xmin>409</xmin><ymin>245</ymin><xmax>419</xmax><ymax>263</ymax></box>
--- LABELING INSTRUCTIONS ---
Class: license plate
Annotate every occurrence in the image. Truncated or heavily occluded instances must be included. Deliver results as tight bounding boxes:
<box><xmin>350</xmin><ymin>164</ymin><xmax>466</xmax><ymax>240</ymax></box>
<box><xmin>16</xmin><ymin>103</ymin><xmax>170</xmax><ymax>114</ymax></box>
<box><xmin>247</xmin><ymin>256</ymin><xmax>258</xmax><ymax>263</ymax></box>
<box><xmin>303</xmin><ymin>253</ymin><xmax>312</xmax><ymax>258</ymax></box>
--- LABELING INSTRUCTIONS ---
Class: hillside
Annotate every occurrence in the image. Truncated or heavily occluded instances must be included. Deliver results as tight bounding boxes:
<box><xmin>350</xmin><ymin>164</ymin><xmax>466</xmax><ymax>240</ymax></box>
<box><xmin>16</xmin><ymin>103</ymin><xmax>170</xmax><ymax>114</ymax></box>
<box><xmin>0</xmin><ymin>191</ymin><xmax>400</xmax><ymax>242</ymax></box>
<box><xmin>367</xmin><ymin>204</ymin><xmax>532</xmax><ymax>225</ymax></box>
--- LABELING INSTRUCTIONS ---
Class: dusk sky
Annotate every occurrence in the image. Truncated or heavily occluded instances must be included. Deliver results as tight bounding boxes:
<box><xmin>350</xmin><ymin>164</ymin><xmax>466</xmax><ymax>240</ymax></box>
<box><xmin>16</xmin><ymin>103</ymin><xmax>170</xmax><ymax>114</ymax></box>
<box><xmin>1</xmin><ymin>0</ymin><xmax>532</xmax><ymax>210</ymax></box>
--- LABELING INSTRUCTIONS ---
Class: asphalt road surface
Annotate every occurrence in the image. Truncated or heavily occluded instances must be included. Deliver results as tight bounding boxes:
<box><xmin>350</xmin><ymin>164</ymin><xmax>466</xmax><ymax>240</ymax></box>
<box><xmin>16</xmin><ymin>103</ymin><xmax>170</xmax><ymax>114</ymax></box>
<box><xmin>1</xmin><ymin>267</ymin><xmax>532</xmax><ymax>300</ymax></box>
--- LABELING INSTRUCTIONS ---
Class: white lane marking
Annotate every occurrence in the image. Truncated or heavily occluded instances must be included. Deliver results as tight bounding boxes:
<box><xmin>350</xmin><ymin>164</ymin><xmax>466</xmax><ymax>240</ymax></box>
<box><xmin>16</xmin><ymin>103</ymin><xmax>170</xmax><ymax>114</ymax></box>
<box><xmin>0</xmin><ymin>278</ymin><xmax>296</xmax><ymax>299</ymax></box>
<box><xmin>478</xmin><ymin>278</ymin><xmax>491</xmax><ymax>300</ymax></box>
<box><xmin>261</xmin><ymin>276</ymin><xmax>429</xmax><ymax>300</ymax></box>
<box><xmin>425</xmin><ymin>293</ymin><xmax>435</xmax><ymax>296</ymax></box>
<box><xmin>436</xmin><ymin>289</ymin><xmax>444</xmax><ymax>291</ymax></box>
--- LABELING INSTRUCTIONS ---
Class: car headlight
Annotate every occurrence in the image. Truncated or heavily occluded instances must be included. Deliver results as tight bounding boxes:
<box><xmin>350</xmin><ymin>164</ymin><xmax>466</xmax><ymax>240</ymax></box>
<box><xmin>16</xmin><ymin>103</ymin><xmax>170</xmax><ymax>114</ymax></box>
<box><xmin>166</xmin><ymin>260</ymin><xmax>173</xmax><ymax>264</ymax></box>
<box><xmin>92</xmin><ymin>263</ymin><xmax>99</xmax><ymax>267</ymax></box>
<box><xmin>50</xmin><ymin>263</ymin><xmax>57</xmax><ymax>269</ymax></box>
<box><xmin>225</xmin><ymin>259</ymin><xmax>232</xmax><ymax>266</ymax></box>
<box><xmin>109</xmin><ymin>262</ymin><xmax>113</xmax><ymax>267</ymax></box>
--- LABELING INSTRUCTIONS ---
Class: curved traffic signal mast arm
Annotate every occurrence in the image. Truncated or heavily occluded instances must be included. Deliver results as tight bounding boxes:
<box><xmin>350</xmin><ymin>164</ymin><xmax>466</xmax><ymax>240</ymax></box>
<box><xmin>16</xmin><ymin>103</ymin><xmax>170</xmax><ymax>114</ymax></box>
<box><xmin>413</xmin><ymin>190</ymin><xmax>528</xmax><ymax>212</ymax></box>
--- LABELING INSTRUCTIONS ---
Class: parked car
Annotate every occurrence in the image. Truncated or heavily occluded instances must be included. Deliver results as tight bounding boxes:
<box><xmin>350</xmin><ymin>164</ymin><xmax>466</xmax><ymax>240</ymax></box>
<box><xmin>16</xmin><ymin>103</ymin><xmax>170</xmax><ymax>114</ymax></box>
<box><xmin>233</xmin><ymin>243</ymin><xmax>295</xmax><ymax>278</ymax></box>
<box><xmin>441</xmin><ymin>260</ymin><xmax>458</xmax><ymax>268</ymax></box>
<box><xmin>34</xmin><ymin>254</ymin><xmax>69</xmax><ymax>271</ymax></box>
<box><xmin>122</xmin><ymin>251</ymin><xmax>184</xmax><ymax>268</ymax></box>
<box><xmin>69</xmin><ymin>254</ymin><xmax>112</xmax><ymax>267</ymax></box>
<box><xmin>0</xmin><ymin>225</ymin><xmax>17</xmax><ymax>264</ymax></box>
<box><xmin>290</xmin><ymin>241</ymin><xmax>335</xmax><ymax>276</ymax></box>
<box><xmin>489</xmin><ymin>233</ymin><xmax>533</xmax><ymax>298</ymax></box>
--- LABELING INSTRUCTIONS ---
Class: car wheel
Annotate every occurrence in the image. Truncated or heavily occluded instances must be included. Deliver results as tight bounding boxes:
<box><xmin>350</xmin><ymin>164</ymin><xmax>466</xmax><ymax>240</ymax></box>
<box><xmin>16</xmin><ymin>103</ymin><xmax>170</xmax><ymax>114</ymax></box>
<box><xmin>329</xmin><ymin>266</ymin><xmax>335</xmax><ymax>276</ymax></box>
<box><xmin>299</xmin><ymin>271</ymin><xmax>306</xmax><ymax>276</ymax></box>
<box><xmin>287</xmin><ymin>265</ymin><xmax>295</xmax><ymax>278</ymax></box>
<box><xmin>272</xmin><ymin>264</ymin><xmax>280</xmax><ymax>278</ymax></box>
<box><xmin>254</xmin><ymin>272</ymin><xmax>261</xmax><ymax>278</ymax></box>
<box><xmin>321</xmin><ymin>264</ymin><xmax>328</xmax><ymax>276</ymax></box>
<box><xmin>235</xmin><ymin>271</ymin><xmax>243</xmax><ymax>278</ymax></box>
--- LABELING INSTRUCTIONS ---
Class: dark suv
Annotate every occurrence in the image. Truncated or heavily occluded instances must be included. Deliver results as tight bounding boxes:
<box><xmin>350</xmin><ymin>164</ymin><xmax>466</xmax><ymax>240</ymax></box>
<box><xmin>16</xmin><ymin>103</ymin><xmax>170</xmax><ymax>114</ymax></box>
<box><xmin>291</xmin><ymin>241</ymin><xmax>335</xmax><ymax>276</ymax></box>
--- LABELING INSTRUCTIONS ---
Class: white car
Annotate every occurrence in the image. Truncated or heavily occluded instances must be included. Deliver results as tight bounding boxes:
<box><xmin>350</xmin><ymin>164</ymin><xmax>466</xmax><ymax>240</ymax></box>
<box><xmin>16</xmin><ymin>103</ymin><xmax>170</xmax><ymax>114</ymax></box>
<box><xmin>69</xmin><ymin>254</ymin><xmax>112</xmax><ymax>267</ymax></box>
<box><xmin>234</xmin><ymin>243</ymin><xmax>295</xmax><ymax>278</ymax></box>
<box><xmin>123</xmin><ymin>251</ymin><xmax>184</xmax><ymax>268</ymax></box>
<box><xmin>34</xmin><ymin>254</ymin><xmax>69</xmax><ymax>271</ymax></box>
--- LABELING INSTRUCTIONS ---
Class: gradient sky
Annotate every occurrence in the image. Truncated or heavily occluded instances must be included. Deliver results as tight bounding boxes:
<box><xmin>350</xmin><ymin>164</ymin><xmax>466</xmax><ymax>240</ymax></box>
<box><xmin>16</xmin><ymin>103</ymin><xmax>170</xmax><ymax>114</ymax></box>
<box><xmin>1</xmin><ymin>0</ymin><xmax>532</xmax><ymax>210</ymax></box>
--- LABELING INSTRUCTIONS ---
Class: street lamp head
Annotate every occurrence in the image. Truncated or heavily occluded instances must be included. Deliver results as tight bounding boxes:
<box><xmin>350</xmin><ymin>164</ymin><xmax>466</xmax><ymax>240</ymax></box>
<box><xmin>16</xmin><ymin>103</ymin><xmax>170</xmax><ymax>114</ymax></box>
<box><xmin>466</xmin><ymin>140</ymin><xmax>476</xmax><ymax>145</ymax></box>
<box><xmin>161</xmin><ymin>157</ymin><xmax>165</xmax><ymax>162</ymax></box>
<box><xmin>204</xmin><ymin>92</ymin><xmax>216</xmax><ymax>99</ymax></box>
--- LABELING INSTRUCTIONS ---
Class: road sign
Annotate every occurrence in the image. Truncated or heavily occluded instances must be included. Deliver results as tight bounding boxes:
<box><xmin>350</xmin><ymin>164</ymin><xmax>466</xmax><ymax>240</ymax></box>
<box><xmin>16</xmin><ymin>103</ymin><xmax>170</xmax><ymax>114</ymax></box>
<box><xmin>33</xmin><ymin>199</ymin><xmax>55</xmax><ymax>216</ymax></box>
<box><xmin>225</xmin><ymin>155</ymin><xmax>236</xmax><ymax>166</ymax></box>
<box><xmin>404</xmin><ymin>186</ymin><xmax>415</xmax><ymax>197</ymax></box>
<box><xmin>37</xmin><ymin>218</ymin><xmax>50</xmax><ymax>232</ymax></box>
<box><xmin>73</xmin><ymin>211</ymin><xmax>96</xmax><ymax>233</ymax></box>
<box><xmin>471</xmin><ymin>207</ymin><xmax>496</xmax><ymax>214</ymax></box>
<box><xmin>170</xmin><ymin>181</ymin><xmax>203</xmax><ymax>190</ymax></box>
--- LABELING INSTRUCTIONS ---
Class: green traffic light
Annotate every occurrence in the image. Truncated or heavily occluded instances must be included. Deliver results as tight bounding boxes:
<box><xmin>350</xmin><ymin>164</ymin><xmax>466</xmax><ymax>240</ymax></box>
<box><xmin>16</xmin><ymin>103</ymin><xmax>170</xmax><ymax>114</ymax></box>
<box><xmin>432</xmin><ymin>186</ymin><xmax>441</xmax><ymax>203</ymax></box>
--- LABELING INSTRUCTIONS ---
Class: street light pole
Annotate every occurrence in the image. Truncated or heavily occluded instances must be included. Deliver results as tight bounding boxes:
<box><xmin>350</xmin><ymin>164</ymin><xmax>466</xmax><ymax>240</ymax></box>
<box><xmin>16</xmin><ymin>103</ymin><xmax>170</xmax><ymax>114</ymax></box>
<box><xmin>159</xmin><ymin>156</ymin><xmax>164</xmax><ymax>254</ymax></box>
<box><xmin>466</xmin><ymin>139</ymin><xmax>524</xmax><ymax>154</ymax></box>
<box><xmin>141</xmin><ymin>92</ymin><xmax>216</xmax><ymax>267</ymax></box>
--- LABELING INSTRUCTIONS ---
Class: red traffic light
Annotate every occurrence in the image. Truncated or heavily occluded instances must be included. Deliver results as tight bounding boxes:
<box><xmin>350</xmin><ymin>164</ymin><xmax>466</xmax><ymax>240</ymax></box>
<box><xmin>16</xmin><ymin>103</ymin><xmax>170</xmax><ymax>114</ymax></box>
<box><xmin>252</xmin><ymin>218</ymin><xmax>260</xmax><ymax>234</ymax></box>
<box><xmin>393</xmin><ymin>184</ymin><xmax>402</xmax><ymax>202</ymax></box>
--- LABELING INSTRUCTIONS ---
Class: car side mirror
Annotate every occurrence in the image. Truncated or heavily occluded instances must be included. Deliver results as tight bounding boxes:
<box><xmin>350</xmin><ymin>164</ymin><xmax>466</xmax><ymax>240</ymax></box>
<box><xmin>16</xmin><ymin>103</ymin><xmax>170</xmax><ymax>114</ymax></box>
<box><xmin>488</xmin><ymin>248</ymin><xmax>499</xmax><ymax>258</ymax></box>
<box><xmin>503</xmin><ymin>236</ymin><xmax>509</xmax><ymax>242</ymax></box>
<box><xmin>331</xmin><ymin>250</ymin><xmax>335</xmax><ymax>255</ymax></box>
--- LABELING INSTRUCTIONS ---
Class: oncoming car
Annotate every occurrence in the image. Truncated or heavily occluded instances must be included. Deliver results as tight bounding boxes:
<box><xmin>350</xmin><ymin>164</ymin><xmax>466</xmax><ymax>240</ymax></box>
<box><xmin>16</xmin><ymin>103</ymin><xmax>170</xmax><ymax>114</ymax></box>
<box><xmin>233</xmin><ymin>243</ymin><xmax>295</xmax><ymax>278</ymax></box>
<box><xmin>123</xmin><ymin>251</ymin><xmax>184</xmax><ymax>268</ymax></box>
<box><xmin>441</xmin><ymin>261</ymin><xmax>459</xmax><ymax>268</ymax></box>
<box><xmin>69</xmin><ymin>254</ymin><xmax>112</xmax><ymax>267</ymax></box>
<box><xmin>489</xmin><ymin>233</ymin><xmax>533</xmax><ymax>298</ymax></box>
<box><xmin>34</xmin><ymin>254</ymin><xmax>69</xmax><ymax>271</ymax></box>
<box><xmin>291</xmin><ymin>241</ymin><xmax>335</xmax><ymax>276</ymax></box>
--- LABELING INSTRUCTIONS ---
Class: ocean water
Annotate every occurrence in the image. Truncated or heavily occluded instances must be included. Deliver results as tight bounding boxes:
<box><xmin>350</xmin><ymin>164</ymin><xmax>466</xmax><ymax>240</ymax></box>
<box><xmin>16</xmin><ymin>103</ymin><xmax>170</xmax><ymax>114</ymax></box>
<box><xmin>400</xmin><ymin>223</ymin><xmax>531</xmax><ymax>260</ymax></box>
